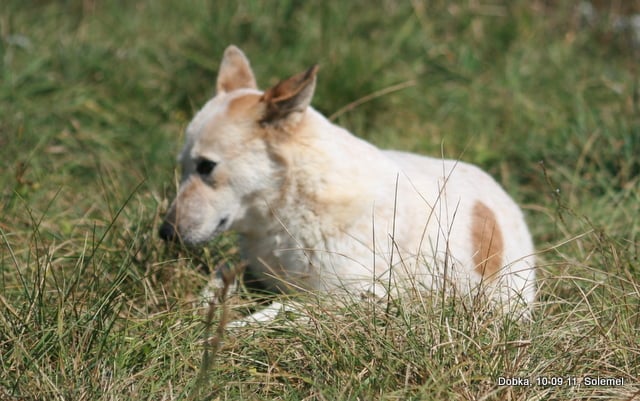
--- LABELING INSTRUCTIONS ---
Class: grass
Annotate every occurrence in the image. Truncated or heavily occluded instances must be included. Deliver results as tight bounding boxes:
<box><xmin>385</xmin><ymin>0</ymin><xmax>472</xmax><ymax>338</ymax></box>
<box><xmin>1</xmin><ymin>0</ymin><xmax>639</xmax><ymax>400</ymax></box>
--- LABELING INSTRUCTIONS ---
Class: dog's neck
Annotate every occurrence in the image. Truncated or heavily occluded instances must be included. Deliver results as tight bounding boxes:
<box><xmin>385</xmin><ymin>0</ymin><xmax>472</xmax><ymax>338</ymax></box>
<box><xmin>244</xmin><ymin>108</ymin><xmax>397</xmax><ymax>235</ymax></box>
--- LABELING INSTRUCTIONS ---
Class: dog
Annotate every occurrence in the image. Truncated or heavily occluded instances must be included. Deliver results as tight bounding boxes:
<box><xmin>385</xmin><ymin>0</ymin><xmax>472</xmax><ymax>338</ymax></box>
<box><xmin>159</xmin><ymin>45</ymin><xmax>536</xmax><ymax>324</ymax></box>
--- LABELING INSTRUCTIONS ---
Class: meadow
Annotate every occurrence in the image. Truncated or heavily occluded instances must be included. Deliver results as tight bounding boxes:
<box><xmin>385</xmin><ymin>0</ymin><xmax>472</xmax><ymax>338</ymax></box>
<box><xmin>1</xmin><ymin>1</ymin><xmax>639</xmax><ymax>400</ymax></box>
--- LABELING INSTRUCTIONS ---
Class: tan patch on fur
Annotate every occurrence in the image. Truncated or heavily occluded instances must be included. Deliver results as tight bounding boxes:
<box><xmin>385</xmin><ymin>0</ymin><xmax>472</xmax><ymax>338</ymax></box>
<box><xmin>471</xmin><ymin>201</ymin><xmax>504</xmax><ymax>280</ymax></box>
<box><xmin>228</xmin><ymin>94</ymin><xmax>262</xmax><ymax>118</ymax></box>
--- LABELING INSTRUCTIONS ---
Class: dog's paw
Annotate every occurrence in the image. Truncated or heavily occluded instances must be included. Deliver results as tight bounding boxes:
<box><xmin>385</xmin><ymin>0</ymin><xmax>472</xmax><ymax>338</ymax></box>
<box><xmin>198</xmin><ymin>276</ymin><xmax>238</xmax><ymax>307</ymax></box>
<box><xmin>226</xmin><ymin>301</ymin><xmax>308</xmax><ymax>328</ymax></box>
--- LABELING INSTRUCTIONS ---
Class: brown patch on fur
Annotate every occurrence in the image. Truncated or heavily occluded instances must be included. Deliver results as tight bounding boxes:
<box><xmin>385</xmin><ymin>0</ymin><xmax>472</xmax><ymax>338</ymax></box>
<box><xmin>471</xmin><ymin>201</ymin><xmax>504</xmax><ymax>280</ymax></box>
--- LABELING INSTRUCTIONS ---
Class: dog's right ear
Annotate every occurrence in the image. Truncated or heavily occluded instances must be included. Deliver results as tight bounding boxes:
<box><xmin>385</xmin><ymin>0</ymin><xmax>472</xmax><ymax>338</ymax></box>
<box><xmin>216</xmin><ymin>45</ymin><xmax>257</xmax><ymax>94</ymax></box>
<box><xmin>259</xmin><ymin>65</ymin><xmax>318</xmax><ymax>127</ymax></box>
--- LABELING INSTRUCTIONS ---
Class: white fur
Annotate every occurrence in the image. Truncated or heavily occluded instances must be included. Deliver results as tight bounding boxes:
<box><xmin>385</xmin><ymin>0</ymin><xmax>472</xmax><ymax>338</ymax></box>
<box><xmin>160</xmin><ymin>46</ymin><xmax>536</xmax><ymax>323</ymax></box>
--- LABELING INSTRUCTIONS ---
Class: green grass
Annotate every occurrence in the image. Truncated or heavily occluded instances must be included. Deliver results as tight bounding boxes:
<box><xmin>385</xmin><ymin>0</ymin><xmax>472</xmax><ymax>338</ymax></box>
<box><xmin>1</xmin><ymin>1</ymin><xmax>639</xmax><ymax>400</ymax></box>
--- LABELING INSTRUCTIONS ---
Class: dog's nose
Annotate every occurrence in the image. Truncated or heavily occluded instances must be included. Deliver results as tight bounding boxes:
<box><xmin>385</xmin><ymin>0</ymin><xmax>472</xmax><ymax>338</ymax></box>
<box><xmin>159</xmin><ymin>221</ymin><xmax>177</xmax><ymax>242</ymax></box>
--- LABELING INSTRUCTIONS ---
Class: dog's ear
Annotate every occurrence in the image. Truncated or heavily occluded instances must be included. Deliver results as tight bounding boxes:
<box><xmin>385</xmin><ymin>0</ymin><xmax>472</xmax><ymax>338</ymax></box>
<box><xmin>216</xmin><ymin>45</ymin><xmax>257</xmax><ymax>94</ymax></box>
<box><xmin>260</xmin><ymin>65</ymin><xmax>318</xmax><ymax>126</ymax></box>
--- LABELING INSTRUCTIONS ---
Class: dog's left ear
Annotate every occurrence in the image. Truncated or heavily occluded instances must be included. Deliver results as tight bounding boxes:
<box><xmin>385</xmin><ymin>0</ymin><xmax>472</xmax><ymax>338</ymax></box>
<box><xmin>217</xmin><ymin>45</ymin><xmax>258</xmax><ymax>94</ymax></box>
<box><xmin>260</xmin><ymin>65</ymin><xmax>318</xmax><ymax>126</ymax></box>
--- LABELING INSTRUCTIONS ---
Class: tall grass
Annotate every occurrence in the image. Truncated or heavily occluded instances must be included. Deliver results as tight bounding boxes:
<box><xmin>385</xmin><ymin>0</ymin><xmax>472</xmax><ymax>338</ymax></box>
<box><xmin>1</xmin><ymin>1</ymin><xmax>638</xmax><ymax>400</ymax></box>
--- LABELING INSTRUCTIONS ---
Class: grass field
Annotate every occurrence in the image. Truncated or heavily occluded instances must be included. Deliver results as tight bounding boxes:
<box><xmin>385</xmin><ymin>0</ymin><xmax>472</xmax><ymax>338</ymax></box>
<box><xmin>1</xmin><ymin>1</ymin><xmax>639</xmax><ymax>400</ymax></box>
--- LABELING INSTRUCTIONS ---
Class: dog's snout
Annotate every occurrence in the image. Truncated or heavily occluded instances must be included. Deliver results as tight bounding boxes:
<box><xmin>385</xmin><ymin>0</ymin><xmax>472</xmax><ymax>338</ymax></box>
<box><xmin>159</xmin><ymin>221</ymin><xmax>177</xmax><ymax>242</ymax></box>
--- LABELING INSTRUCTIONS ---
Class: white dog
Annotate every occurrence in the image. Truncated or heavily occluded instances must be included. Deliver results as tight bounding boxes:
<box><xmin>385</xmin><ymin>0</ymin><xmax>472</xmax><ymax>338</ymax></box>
<box><xmin>159</xmin><ymin>45</ymin><xmax>536</xmax><ymax>323</ymax></box>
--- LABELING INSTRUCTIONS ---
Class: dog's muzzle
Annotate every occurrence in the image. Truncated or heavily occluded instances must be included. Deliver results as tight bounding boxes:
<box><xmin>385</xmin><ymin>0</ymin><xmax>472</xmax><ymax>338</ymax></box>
<box><xmin>158</xmin><ymin>216</ymin><xmax>230</xmax><ymax>243</ymax></box>
<box><xmin>158</xmin><ymin>221</ymin><xmax>177</xmax><ymax>242</ymax></box>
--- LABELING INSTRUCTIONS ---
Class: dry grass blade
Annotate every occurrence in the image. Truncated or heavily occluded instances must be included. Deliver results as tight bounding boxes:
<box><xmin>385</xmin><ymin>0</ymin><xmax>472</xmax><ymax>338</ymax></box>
<box><xmin>329</xmin><ymin>80</ymin><xmax>417</xmax><ymax>121</ymax></box>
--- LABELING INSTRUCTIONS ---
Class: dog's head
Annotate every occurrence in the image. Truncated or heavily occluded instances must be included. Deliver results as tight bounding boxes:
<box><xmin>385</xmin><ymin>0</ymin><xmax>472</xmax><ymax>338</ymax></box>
<box><xmin>159</xmin><ymin>46</ymin><xmax>318</xmax><ymax>244</ymax></box>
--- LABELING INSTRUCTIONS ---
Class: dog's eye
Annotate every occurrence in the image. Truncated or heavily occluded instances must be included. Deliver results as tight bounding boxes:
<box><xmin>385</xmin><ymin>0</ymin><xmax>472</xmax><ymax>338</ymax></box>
<box><xmin>196</xmin><ymin>159</ymin><xmax>217</xmax><ymax>175</ymax></box>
